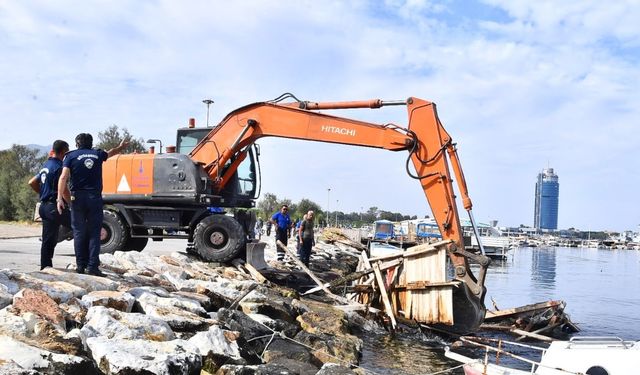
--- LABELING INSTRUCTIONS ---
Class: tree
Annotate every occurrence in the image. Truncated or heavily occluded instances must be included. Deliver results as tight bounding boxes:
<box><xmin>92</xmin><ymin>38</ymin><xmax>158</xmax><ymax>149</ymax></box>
<box><xmin>0</xmin><ymin>145</ymin><xmax>46</xmax><ymax>221</ymax></box>
<box><xmin>96</xmin><ymin>125</ymin><xmax>146</xmax><ymax>153</ymax></box>
<box><xmin>256</xmin><ymin>192</ymin><xmax>278</xmax><ymax>220</ymax></box>
<box><xmin>295</xmin><ymin>198</ymin><xmax>322</xmax><ymax>218</ymax></box>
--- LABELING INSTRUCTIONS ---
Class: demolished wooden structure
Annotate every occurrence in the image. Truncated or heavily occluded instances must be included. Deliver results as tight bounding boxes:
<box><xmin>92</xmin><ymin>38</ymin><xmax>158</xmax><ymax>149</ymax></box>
<box><xmin>306</xmin><ymin>239</ymin><xmax>461</xmax><ymax>330</ymax></box>
<box><xmin>482</xmin><ymin>299</ymin><xmax>580</xmax><ymax>341</ymax></box>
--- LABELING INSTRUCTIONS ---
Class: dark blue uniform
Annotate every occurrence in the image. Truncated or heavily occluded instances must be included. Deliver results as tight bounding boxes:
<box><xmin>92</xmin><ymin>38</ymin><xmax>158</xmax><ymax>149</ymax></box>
<box><xmin>36</xmin><ymin>157</ymin><xmax>70</xmax><ymax>269</ymax></box>
<box><xmin>271</xmin><ymin>211</ymin><xmax>291</xmax><ymax>260</ymax></box>
<box><xmin>63</xmin><ymin>148</ymin><xmax>108</xmax><ymax>272</ymax></box>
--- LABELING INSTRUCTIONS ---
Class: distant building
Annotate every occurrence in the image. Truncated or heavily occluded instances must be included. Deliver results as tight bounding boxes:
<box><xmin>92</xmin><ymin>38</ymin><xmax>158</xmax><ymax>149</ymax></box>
<box><xmin>534</xmin><ymin>168</ymin><xmax>559</xmax><ymax>230</ymax></box>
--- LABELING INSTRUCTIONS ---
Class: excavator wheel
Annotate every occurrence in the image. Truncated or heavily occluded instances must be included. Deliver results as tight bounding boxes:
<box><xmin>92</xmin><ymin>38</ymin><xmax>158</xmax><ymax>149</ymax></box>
<box><xmin>123</xmin><ymin>236</ymin><xmax>149</xmax><ymax>252</ymax></box>
<box><xmin>100</xmin><ymin>210</ymin><xmax>128</xmax><ymax>254</ymax></box>
<box><xmin>194</xmin><ymin>214</ymin><xmax>246</xmax><ymax>262</ymax></box>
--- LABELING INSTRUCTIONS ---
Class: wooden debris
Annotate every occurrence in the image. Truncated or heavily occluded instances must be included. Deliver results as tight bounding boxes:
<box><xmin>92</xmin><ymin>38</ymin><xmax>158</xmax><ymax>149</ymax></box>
<box><xmin>483</xmin><ymin>299</ymin><xmax>580</xmax><ymax>341</ymax></box>
<box><xmin>244</xmin><ymin>262</ymin><xmax>269</xmax><ymax>284</ymax></box>
<box><xmin>302</xmin><ymin>258</ymin><xmax>402</xmax><ymax>296</ymax></box>
<box><xmin>373</xmin><ymin>262</ymin><xmax>397</xmax><ymax>330</ymax></box>
<box><xmin>276</xmin><ymin>240</ymin><xmax>350</xmax><ymax>305</ymax></box>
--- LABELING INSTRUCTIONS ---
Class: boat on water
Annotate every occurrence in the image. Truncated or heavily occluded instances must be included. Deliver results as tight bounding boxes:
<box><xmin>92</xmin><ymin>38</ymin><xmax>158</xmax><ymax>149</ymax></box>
<box><xmin>461</xmin><ymin>220</ymin><xmax>511</xmax><ymax>260</ymax></box>
<box><xmin>445</xmin><ymin>336</ymin><xmax>640</xmax><ymax>375</ymax></box>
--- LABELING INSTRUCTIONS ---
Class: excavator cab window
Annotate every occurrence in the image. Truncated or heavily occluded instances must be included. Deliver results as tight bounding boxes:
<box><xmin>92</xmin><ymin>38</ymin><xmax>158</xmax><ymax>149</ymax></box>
<box><xmin>176</xmin><ymin>128</ymin><xmax>210</xmax><ymax>155</ymax></box>
<box><xmin>219</xmin><ymin>145</ymin><xmax>260</xmax><ymax>207</ymax></box>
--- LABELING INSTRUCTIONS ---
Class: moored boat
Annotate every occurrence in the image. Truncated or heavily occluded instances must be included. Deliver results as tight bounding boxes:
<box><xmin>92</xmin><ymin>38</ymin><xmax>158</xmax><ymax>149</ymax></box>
<box><xmin>445</xmin><ymin>336</ymin><xmax>640</xmax><ymax>375</ymax></box>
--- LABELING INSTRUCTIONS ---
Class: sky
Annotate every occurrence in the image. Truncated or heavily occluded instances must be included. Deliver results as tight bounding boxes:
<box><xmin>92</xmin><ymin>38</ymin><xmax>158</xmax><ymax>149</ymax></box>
<box><xmin>1</xmin><ymin>0</ymin><xmax>639</xmax><ymax>232</ymax></box>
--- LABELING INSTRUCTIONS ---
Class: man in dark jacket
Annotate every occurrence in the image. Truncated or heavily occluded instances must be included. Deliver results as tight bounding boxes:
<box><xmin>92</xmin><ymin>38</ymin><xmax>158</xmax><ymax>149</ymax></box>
<box><xmin>28</xmin><ymin>140</ymin><xmax>70</xmax><ymax>270</ymax></box>
<box><xmin>57</xmin><ymin>133</ymin><xmax>127</xmax><ymax>276</ymax></box>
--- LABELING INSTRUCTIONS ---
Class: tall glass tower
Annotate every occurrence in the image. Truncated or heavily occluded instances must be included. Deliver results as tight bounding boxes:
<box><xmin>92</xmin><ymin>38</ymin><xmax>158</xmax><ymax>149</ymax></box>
<box><xmin>534</xmin><ymin>168</ymin><xmax>559</xmax><ymax>230</ymax></box>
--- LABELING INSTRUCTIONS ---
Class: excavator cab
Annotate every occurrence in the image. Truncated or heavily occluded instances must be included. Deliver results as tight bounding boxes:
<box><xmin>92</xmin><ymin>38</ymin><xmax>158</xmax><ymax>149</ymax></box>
<box><xmin>176</xmin><ymin>126</ymin><xmax>260</xmax><ymax>207</ymax></box>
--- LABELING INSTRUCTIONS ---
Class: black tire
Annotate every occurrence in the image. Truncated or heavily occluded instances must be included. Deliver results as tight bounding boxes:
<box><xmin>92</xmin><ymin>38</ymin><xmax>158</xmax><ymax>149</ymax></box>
<box><xmin>100</xmin><ymin>210</ymin><xmax>128</xmax><ymax>254</ymax></box>
<box><xmin>123</xmin><ymin>236</ymin><xmax>148</xmax><ymax>252</ymax></box>
<box><xmin>194</xmin><ymin>214</ymin><xmax>246</xmax><ymax>262</ymax></box>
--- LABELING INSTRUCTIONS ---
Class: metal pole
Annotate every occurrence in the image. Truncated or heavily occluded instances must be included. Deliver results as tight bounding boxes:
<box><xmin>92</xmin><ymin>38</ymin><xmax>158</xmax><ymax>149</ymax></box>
<box><xmin>327</xmin><ymin>188</ymin><xmax>331</xmax><ymax>227</ymax></box>
<box><xmin>468</xmin><ymin>210</ymin><xmax>486</xmax><ymax>256</ymax></box>
<box><xmin>203</xmin><ymin>99</ymin><xmax>214</xmax><ymax>127</ymax></box>
<box><xmin>335</xmin><ymin>200</ymin><xmax>339</xmax><ymax>227</ymax></box>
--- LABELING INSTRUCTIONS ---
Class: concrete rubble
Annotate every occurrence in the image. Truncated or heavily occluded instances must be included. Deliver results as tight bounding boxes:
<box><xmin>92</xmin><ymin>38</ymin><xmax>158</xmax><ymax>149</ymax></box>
<box><xmin>0</xmin><ymin>237</ymin><xmax>376</xmax><ymax>374</ymax></box>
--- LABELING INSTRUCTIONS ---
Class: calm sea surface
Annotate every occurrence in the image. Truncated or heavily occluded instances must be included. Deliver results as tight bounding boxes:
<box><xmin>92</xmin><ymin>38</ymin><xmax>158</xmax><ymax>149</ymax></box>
<box><xmin>359</xmin><ymin>246</ymin><xmax>640</xmax><ymax>374</ymax></box>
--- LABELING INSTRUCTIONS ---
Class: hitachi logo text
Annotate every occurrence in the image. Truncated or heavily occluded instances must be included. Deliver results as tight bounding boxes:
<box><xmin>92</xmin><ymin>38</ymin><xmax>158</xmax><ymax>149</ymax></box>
<box><xmin>321</xmin><ymin>125</ymin><xmax>356</xmax><ymax>136</ymax></box>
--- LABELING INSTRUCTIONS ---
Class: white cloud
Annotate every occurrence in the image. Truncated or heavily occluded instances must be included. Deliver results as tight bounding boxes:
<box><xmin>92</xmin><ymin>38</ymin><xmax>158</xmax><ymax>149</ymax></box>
<box><xmin>0</xmin><ymin>1</ymin><xmax>638</xmax><ymax>231</ymax></box>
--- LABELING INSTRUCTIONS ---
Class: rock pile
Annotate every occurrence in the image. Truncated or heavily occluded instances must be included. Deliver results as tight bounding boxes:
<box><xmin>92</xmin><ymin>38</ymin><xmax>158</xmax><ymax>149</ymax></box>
<box><xmin>0</xmin><ymin>241</ymin><xmax>373</xmax><ymax>375</ymax></box>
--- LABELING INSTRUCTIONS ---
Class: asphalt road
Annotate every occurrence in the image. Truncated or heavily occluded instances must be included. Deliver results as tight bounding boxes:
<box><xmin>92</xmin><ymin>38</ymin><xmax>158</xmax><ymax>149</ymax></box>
<box><xmin>0</xmin><ymin>222</ymin><xmax>285</xmax><ymax>272</ymax></box>
<box><xmin>0</xmin><ymin>236</ymin><xmax>187</xmax><ymax>273</ymax></box>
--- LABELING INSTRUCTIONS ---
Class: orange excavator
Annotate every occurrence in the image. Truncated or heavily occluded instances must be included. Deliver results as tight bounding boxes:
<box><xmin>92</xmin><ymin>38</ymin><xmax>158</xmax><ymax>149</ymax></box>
<box><xmin>100</xmin><ymin>93</ymin><xmax>490</xmax><ymax>333</ymax></box>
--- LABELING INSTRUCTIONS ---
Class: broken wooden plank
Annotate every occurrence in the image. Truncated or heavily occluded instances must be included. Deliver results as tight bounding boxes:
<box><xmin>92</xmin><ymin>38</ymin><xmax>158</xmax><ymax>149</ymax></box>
<box><xmin>373</xmin><ymin>261</ymin><xmax>397</xmax><ymax>330</ymax></box>
<box><xmin>302</xmin><ymin>258</ymin><xmax>402</xmax><ymax>296</ymax></box>
<box><xmin>368</xmin><ymin>239</ymin><xmax>453</xmax><ymax>263</ymax></box>
<box><xmin>244</xmin><ymin>262</ymin><xmax>269</xmax><ymax>284</ymax></box>
<box><xmin>516</xmin><ymin>322</ymin><xmax>563</xmax><ymax>341</ymax></box>
<box><xmin>510</xmin><ymin>328</ymin><xmax>554</xmax><ymax>342</ymax></box>
<box><xmin>276</xmin><ymin>240</ymin><xmax>350</xmax><ymax>305</ymax></box>
<box><xmin>485</xmin><ymin>300</ymin><xmax>565</xmax><ymax>321</ymax></box>
<box><xmin>395</xmin><ymin>281</ymin><xmax>462</xmax><ymax>290</ymax></box>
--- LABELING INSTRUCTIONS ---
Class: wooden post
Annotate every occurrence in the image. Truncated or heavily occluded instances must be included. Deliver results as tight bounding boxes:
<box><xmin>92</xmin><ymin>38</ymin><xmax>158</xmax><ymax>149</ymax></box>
<box><xmin>373</xmin><ymin>261</ymin><xmax>397</xmax><ymax>330</ymax></box>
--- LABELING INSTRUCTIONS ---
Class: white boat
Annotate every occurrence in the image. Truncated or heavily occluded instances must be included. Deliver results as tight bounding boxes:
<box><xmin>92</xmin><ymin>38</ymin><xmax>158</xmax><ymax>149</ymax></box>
<box><xmin>461</xmin><ymin>220</ymin><xmax>511</xmax><ymax>259</ymax></box>
<box><xmin>445</xmin><ymin>336</ymin><xmax>640</xmax><ymax>375</ymax></box>
<box><xmin>368</xmin><ymin>241</ymin><xmax>402</xmax><ymax>258</ymax></box>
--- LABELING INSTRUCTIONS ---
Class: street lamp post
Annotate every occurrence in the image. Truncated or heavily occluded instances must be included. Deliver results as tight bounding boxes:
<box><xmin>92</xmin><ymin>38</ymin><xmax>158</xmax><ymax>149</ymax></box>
<box><xmin>335</xmin><ymin>199</ymin><xmax>339</xmax><ymax>227</ymax></box>
<box><xmin>203</xmin><ymin>99</ymin><xmax>214</xmax><ymax>127</ymax></box>
<box><xmin>326</xmin><ymin>188</ymin><xmax>331</xmax><ymax>228</ymax></box>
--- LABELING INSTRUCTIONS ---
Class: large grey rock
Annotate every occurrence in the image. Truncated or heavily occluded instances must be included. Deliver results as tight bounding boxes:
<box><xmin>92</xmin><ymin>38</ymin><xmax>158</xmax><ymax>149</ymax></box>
<box><xmin>262</xmin><ymin>337</ymin><xmax>313</xmax><ymax>364</ymax></box>
<box><xmin>316</xmin><ymin>363</ymin><xmax>358</xmax><ymax>374</ymax></box>
<box><xmin>58</xmin><ymin>298</ymin><xmax>87</xmax><ymax>324</ymax></box>
<box><xmin>168</xmin><ymin>252</ymin><xmax>221</xmax><ymax>278</ymax></box>
<box><xmin>247</xmin><ymin>313</ymin><xmax>299</xmax><ymax>338</ymax></box>
<box><xmin>216</xmin><ymin>363</ymin><xmax>295</xmax><ymax>374</ymax></box>
<box><xmin>127</xmin><ymin>286</ymin><xmax>171</xmax><ymax>298</ymax></box>
<box><xmin>172</xmin><ymin>291</ymin><xmax>213</xmax><ymax>311</ymax></box>
<box><xmin>31</xmin><ymin>268</ymin><xmax>119</xmax><ymax>292</ymax></box>
<box><xmin>218</xmin><ymin>308</ymin><xmax>272</xmax><ymax>341</ymax></box>
<box><xmin>188</xmin><ymin>325</ymin><xmax>242</xmax><ymax>361</ymax></box>
<box><xmin>133</xmin><ymin>290</ymin><xmax>206</xmax><ymax>316</ymax></box>
<box><xmin>81</xmin><ymin>306</ymin><xmax>175</xmax><ymax>341</ymax></box>
<box><xmin>0</xmin><ymin>307</ymin><xmax>29</xmax><ymax>336</ymax></box>
<box><xmin>0</xmin><ymin>335</ymin><xmax>94</xmax><ymax>374</ymax></box>
<box><xmin>0</xmin><ymin>271</ymin><xmax>19</xmax><ymax>295</ymax></box>
<box><xmin>0</xmin><ymin>291</ymin><xmax>11</xmax><ymax>310</ymax></box>
<box><xmin>81</xmin><ymin>291</ymin><xmax>135</xmax><ymax>312</ymax></box>
<box><xmin>0</xmin><ymin>359</ymin><xmax>39</xmax><ymax>375</ymax></box>
<box><xmin>131</xmin><ymin>290</ymin><xmax>210</xmax><ymax>330</ymax></box>
<box><xmin>114</xmin><ymin>251</ymin><xmax>189</xmax><ymax>279</ymax></box>
<box><xmin>4</xmin><ymin>272</ymin><xmax>86</xmax><ymax>303</ymax></box>
<box><xmin>87</xmin><ymin>336</ymin><xmax>201</xmax><ymax>375</ymax></box>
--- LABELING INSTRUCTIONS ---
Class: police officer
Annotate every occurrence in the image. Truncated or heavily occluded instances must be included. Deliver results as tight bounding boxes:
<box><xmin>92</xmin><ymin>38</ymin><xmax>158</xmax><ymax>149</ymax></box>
<box><xmin>28</xmin><ymin>140</ymin><xmax>70</xmax><ymax>270</ymax></box>
<box><xmin>57</xmin><ymin>133</ymin><xmax>127</xmax><ymax>276</ymax></box>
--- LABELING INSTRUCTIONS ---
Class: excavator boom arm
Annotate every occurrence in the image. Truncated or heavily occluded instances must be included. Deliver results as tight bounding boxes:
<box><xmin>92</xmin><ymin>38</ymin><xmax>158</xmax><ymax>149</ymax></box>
<box><xmin>189</xmin><ymin>96</ymin><xmax>486</xmax><ymax>300</ymax></box>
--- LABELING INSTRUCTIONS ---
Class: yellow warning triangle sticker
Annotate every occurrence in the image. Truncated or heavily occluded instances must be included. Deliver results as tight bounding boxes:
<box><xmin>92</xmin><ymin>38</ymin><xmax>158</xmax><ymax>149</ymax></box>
<box><xmin>117</xmin><ymin>174</ymin><xmax>131</xmax><ymax>192</ymax></box>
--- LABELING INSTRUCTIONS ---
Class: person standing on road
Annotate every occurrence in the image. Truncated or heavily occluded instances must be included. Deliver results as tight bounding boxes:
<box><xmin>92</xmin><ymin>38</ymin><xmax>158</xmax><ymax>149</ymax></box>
<box><xmin>28</xmin><ymin>140</ymin><xmax>70</xmax><ymax>270</ymax></box>
<box><xmin>298</xmin><ymin>210</ymin><xmax>315</xmax><ymax>267</ymax></box>
<box><xmin>57</xmin><ymin>133</ymin><xmax>128</xmax><ymax>277</ymax></box>
<box><xmin>270</xmin><ymin>205</ymin><xmax>291</xmax><ymax>261</ymax></box>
